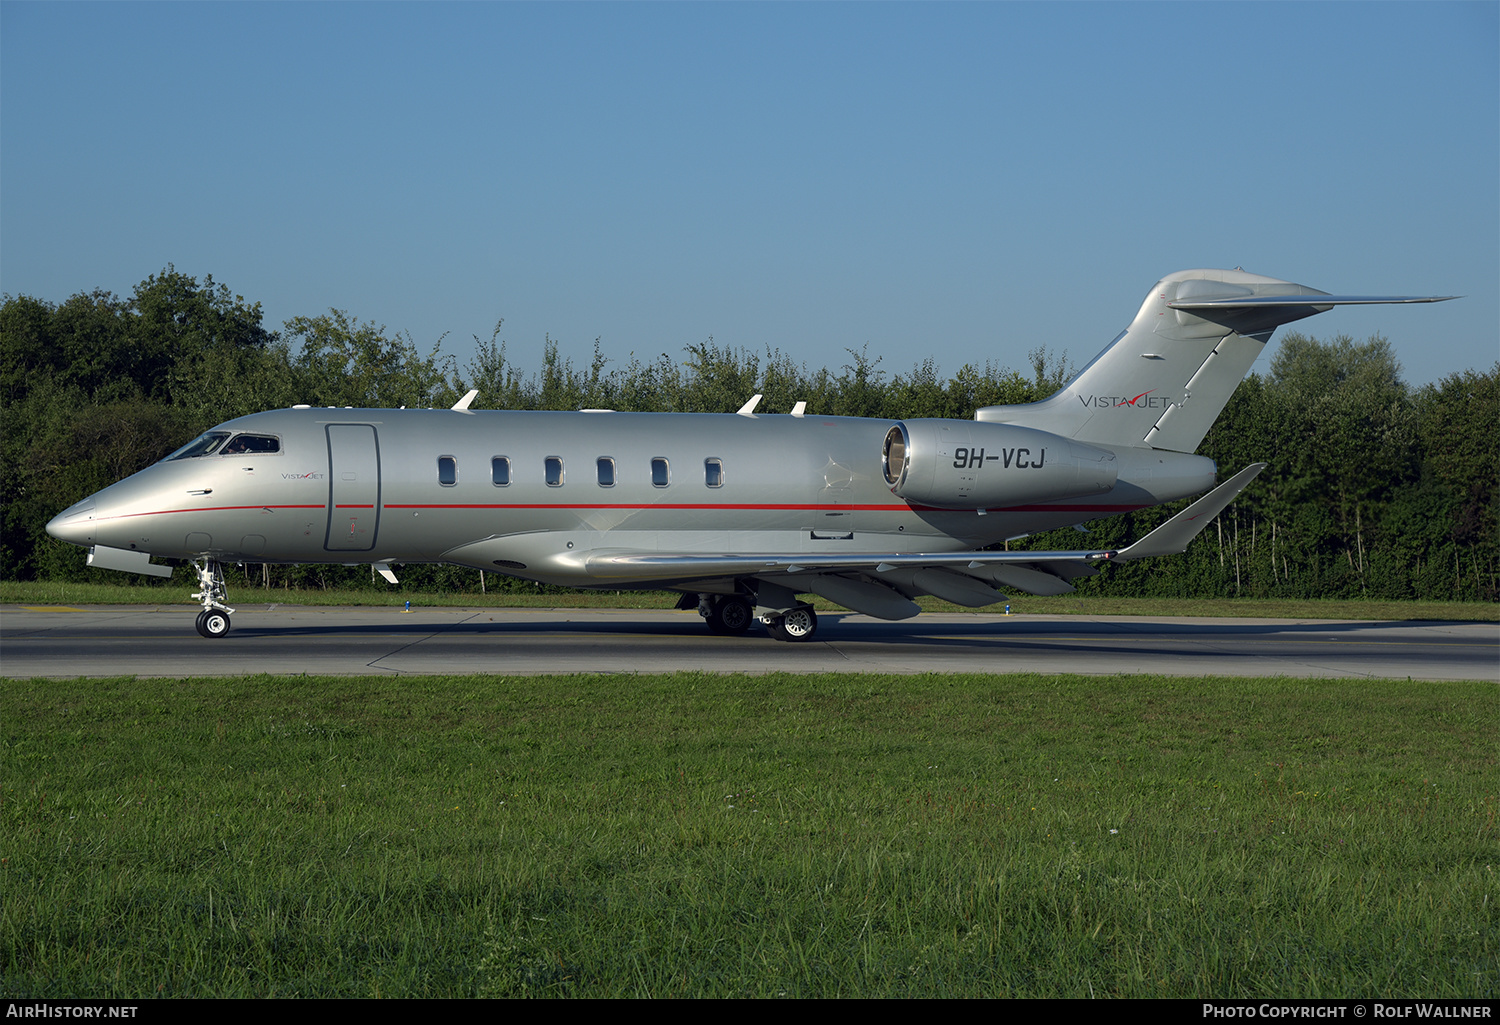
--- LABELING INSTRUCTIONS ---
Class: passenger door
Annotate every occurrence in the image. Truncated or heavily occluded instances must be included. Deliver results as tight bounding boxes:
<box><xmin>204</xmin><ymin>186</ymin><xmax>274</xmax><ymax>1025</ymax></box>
<box><xmin>325</xmin><ymin>424</ymin><xmax>380</xmax><ymax>551</ymax></box>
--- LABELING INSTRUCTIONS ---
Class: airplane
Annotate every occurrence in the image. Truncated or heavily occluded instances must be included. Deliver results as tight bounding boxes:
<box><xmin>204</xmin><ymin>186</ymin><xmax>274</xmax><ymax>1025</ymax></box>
<box><xmin>45</xmin><ymin>268</ymin><xmax>1454</xmax><ymax>640</ymax></box>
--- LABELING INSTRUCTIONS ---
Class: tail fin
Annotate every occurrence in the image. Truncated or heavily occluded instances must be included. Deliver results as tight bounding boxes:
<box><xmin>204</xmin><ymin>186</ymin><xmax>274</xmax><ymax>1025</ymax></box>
<box><xmin>977</xmin><ymin>269</ymin><xmax>1455</xmax><ymax>453</ymax></box>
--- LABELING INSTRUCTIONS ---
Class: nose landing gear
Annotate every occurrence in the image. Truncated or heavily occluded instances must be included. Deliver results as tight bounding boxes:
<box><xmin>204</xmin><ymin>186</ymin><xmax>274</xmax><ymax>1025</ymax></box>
<box><xmin>191</xmin><ymin>558</ymin><xmax>235</xmax><ymax>638</ymax></box>
<box><xmin>196</xmin><ymin>608</ymin><xmax>231</xmax><ymax>638</ymax></box>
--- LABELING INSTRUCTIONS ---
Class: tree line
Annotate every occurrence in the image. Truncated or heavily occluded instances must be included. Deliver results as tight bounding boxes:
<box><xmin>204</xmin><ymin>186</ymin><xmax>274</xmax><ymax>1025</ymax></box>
<box><xmin>2</xmin><ymin>268</ymin><xmax>1494</xmax><ymax>600</ymax></box>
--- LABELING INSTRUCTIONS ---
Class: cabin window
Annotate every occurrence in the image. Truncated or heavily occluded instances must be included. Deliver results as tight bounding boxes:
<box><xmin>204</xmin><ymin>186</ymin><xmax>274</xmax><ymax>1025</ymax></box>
<box><xmin>438</xmin><ymin>456</ymin><xmax>457</xmax><ymax>486</ymax></box>
<box><xmin>221</xmin><ymin>434</ymin><xmax>280</xmax><ymax>454</ymax></box>
<box><xmin>166</xmin><ymin>432</ymin><xmax>231</xmax><ymax>460</ymax></box>
<box><xmin>545</xmin><ymin>456</ymin><xmax>564</xmax><ymax>487</ymax></box>
<box><xmin>597</xmin><ymin>457</ymin><xmax>616</xmax><ymax>487</ymax></box>
<box><xmin>651</xmin><ymin>457</ymin><xmax>670</xmax><ymax>488</ymax></box>
<box><xmin>704</xmin><ymin>458</ymin><xmax>723</xmax><ymax>488</ymax></box>
<box><xmin>491</xmin><ymin>456</ymin><xmax>511</xmax><ymax>486</ymax></box>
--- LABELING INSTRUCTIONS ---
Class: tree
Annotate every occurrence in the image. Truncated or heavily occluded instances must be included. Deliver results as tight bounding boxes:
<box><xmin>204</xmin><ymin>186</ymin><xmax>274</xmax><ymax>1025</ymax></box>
<box><xmin>283</xmin><ymin>310</ymin><xmax>460</xmax><ymax>409</ymax></box>
<box><xmin>1414</xmin><ymin>364</ymin><xmax>1499</xmax><ymax>599</ymax></box>
<box><xmin>0</xmin><ymin>269</ymin><xmax>286</xmax><ymax>578</ymax></box>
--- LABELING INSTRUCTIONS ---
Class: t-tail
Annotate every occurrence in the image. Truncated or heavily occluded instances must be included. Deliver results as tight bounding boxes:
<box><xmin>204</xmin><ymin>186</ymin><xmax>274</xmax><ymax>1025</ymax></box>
<box><xmin>976</xmin><ymin>268</ymin><xmax>1456</xmax><ymax>453</ymax></box>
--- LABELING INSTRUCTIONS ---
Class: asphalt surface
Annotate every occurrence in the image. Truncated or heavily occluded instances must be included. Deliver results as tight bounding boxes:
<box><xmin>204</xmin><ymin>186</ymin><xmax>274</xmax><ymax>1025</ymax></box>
<box><xmin>2</xmin><ymin>604</ymin><xmax>1496</xmax><ymax>679</ymax></box>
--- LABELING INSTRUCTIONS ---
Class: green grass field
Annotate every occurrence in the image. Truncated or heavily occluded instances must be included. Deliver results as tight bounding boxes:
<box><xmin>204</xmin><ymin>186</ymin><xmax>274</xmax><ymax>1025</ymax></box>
<box><xmin>3</xmin><ymin>672</ymin><xmax>1494</xmax><ymax>998</ymax></box>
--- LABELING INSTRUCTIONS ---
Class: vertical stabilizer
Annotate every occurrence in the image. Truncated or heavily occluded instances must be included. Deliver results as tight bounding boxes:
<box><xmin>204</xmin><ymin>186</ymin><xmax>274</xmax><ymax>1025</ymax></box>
<box><xmin>975</xmin><ymin>269</ymin><xmax>1454</xmax><ymax>453</ymax></box>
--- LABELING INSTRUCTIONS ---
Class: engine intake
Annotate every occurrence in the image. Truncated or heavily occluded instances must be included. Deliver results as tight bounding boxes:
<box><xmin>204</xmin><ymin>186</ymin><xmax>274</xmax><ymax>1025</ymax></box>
<box><xmin>883</xmin><ymin>420</ymin><xmax>1117</xmax><ymax>509</ymax></box>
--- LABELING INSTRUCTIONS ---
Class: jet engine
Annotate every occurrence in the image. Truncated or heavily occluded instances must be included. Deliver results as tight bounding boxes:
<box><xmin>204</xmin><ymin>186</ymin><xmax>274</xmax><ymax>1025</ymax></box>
<box><xmin>883</xmin><ymin>419</ymin><xmax>1117</xmax><ymax>509</ymax></box>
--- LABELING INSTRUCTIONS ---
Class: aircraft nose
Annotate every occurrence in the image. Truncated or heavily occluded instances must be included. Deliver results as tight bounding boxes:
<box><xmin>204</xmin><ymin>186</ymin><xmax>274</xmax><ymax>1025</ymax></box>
<box><xmin>46</xmin><ymin>498</ymin><xmax>97</xmax><ymax>546</ymax></box>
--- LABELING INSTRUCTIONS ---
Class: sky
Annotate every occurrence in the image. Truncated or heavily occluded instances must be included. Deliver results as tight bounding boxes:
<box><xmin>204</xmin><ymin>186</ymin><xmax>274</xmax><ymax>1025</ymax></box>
<box><xmin>3</xmin><ymin>1</ymin><xmax>1495</xmax><ymax>394</ymax></box>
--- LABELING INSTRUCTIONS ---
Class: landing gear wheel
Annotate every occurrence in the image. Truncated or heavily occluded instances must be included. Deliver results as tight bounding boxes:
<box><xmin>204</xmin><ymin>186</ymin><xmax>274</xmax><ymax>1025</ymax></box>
<box><xmin>191</xmin><ymin>557</ymin><xmax>235</xmax><ymax>639</ymax></box>
<box><xmin>200</xmin><ymin>609</ymin><xmax>231</xmax><ymax>638</ymax></box>
<box><xmin>768</xmin><ymin>606</ymin><xmax>818</xmax><ymax>642</ymax></box>
<box><xmin>708</xmin><ymin>596</ymin><xmax>754</xmax><ymax>635</ymax></box>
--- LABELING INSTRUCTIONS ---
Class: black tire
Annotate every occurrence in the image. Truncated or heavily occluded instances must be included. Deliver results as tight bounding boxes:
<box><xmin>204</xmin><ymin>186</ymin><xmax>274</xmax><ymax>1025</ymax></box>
<box><xmin>706</xmin><ymin>595</ymin><xmax>754</xmax><ymax>635</ymax></box>
<box><xmin>201</xmin><ymin>610</ymin><xmax>231</xmax><ymax>638</ymax></box>
<box><xmin>768</xmin><ymin>606</ymin><xmax>817</xmax><ymax>642</ymax></box>
<box><xmin>716</xmin><ymin>597</ymin><xmax>754</xmax><ymax>634</ymax></box>
<box><xmin>195</xmin><ymin>611</ymin><xmax>210</xmax><ymax>637</ymax></box>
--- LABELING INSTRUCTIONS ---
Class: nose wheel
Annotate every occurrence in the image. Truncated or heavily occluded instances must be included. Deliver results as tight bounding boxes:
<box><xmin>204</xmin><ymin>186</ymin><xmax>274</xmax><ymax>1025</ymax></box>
<box><xmin>196</xmin><ymin>609</ymin><xmax>232</xmax><ymax>638</ymax></box>
<box><xmin>191</xmin><ymin>558</ymin><xmax>235</xmax><ymax>638</ymax></box>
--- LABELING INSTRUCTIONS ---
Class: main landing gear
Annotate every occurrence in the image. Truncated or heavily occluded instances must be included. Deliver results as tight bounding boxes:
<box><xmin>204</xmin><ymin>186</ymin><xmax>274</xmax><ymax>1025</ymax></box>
<box><xmin>693</xmin><ymin>592</ymin><xmax>820</xmax><ymax>642</ymax></box>
<box><xmin>703</xmin><ymin>594</ymin><xmax>754</xmax><ymax>635</ymax></box>
<box><xmin>192</xmin><ymin>558</ymin><xmax>235</xmax><ymax>638</ymax></box>
<box><xmin>699</xmin><ymin>594</ymin><xmax>756</xmax><ymax>633</ymax></box>
<box><xmin>765</xmin><ymin>605</ymin><xmax>818</xmax><ymax>642</ymax></box>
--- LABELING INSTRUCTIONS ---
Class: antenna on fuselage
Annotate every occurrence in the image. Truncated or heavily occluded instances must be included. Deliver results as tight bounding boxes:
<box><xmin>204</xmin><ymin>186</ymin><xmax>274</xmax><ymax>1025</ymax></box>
<box><xmin>736</xmin><ymin>394</ymin><xmax>762</xmax><ymax>417</ymax></box>
<box><xmin>451</xmin><ymin>389</ymin><xmax>479</xmax><ymax>412</ymax></box>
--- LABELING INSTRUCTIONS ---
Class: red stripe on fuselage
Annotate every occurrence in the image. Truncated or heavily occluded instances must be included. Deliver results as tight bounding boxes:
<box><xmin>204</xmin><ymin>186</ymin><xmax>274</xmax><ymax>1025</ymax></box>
<box><xmin>97</xmin><ymin>500</ymin><xmax>1152</xmax><ymax>520</ymax></box>
<box><xmin>382</xmin><ymin>502</ymin><xmax>905</xmax><ymax>511</ymax></box>
<box><xmin>383</xmin><ymin>501</ymin><xmax>1152</xmax><ymax>514</ymax></box>
<box><xmin>97</xmin><ymin>504</ymin><xmax>327</xmax><ymax>522</ymax></box>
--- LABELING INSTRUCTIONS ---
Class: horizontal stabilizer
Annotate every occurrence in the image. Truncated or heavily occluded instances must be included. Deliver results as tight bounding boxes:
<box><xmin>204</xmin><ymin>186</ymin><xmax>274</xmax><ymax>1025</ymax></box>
<box><xmin>1169</xmin><ymin>294</ymin><xmax>1457</xmax><ymax>309</ymax></box>
<box><xmin>1114</xmin><ymin>463</ymin><xmax>1267</xmax><ymax>561</ymax></box>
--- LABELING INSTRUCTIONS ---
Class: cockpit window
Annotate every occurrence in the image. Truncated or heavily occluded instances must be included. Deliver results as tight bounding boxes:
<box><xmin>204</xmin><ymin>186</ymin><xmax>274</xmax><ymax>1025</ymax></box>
<box><xmin>222</xmin><ymin>434</ymin><xmax>280</xmax><ymax>454</ymax></box>
<box><xmin>166</xmin><ymin>432</ymin><xmax>280</xmax><ymax>460</ymax></box>
<box><xmin>166</xmin><ymin>432</ymin><xmax>232</xmax><ymax>460</ymax></box>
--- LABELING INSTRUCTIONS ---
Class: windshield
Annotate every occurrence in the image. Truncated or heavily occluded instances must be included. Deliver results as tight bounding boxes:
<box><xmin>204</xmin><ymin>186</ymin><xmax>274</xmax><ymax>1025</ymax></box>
<box><xmin>164</xmin><ymin>432</ymin><xmax>281</xmax><ymax>460</ymax></box>
<box><xmin>166</xmin><ymin>432</ymin><xmax>232</xmax><ymax>460</ymax></box>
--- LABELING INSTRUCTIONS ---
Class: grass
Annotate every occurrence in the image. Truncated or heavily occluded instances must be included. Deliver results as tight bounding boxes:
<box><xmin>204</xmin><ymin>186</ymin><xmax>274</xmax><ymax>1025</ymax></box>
<box><xmin>3</xmin><ymin>672</ymin><xmax>1495</xmax><ymax>998</ymax></box>
<box><xmin>2</xmin><ymin>579</ymin><xmax>1496</xmax><ymax>621</ymax></box>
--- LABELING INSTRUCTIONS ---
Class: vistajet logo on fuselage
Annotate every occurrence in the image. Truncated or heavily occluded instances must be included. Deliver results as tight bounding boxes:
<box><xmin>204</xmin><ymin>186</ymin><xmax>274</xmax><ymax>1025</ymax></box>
<box><xmin>1078</xmin><ymin>389</ymin><xmax>1177</xmax><ymax>410</ymax></box>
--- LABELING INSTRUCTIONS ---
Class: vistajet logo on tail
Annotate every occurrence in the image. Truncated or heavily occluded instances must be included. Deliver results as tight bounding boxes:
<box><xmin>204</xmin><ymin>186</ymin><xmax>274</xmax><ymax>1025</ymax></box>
<box><xmin>1078</xmin><ymin>390</ymin><xmax>1177</xmax><ymax>410</ymax></box>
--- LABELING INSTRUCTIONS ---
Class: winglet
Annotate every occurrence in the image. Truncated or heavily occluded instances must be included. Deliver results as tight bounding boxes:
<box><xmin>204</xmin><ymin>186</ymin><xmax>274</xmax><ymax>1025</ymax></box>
<box><xmin>451</xmin><ymin>389</ymin><xmax>479</xmax><ymax>411</ymax></box>
<box><xmin>1115</xmin><ymin>463</ymin><xmax>1268</xmax><ymax>561</ymax></box>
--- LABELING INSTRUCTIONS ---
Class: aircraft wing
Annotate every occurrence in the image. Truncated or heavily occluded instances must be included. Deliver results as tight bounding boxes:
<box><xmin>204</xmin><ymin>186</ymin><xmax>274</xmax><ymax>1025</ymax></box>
<box><xmin>583</xmin><ymin>463</ymin><xmax>1268</xmax><ymax>610</ymax></box>
<box><xmin>583</xmin><ymin>545</ymin><xmax>1115</xmax><ymax>581</ymax></box>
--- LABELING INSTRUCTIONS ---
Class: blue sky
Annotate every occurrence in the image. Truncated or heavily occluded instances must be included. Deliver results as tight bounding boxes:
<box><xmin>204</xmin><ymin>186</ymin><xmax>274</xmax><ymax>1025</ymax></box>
<box><xmin>3</xmin><ymin>1</ymin><xmax>1495</xmax><ymax>393</ymax></box>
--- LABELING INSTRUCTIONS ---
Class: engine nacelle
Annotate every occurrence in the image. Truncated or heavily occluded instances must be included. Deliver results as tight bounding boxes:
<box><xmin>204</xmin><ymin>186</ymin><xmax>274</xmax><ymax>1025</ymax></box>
<box><xmin>882</xmin><ymin>419</ymin><xmax>1118</xmax><ymax>509</ymax></box>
